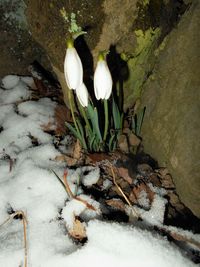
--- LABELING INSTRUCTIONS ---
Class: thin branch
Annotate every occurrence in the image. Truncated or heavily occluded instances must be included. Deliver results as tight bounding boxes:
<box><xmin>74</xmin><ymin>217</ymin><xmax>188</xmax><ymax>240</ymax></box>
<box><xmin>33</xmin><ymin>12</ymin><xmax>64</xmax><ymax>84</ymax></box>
<box><xmin>110</xmin><ymin>165</ymin><xmax>139</xmax><ymax>219</ymax></box>
<box><xmin>52</xmin><ymin>169</ymin><xmax>97</xmax><ymax>211</ymax></box>
<box><xmin>0</xmin><ymin>210</ymin><xmax>28</xmax><ymax>267</ymax></box>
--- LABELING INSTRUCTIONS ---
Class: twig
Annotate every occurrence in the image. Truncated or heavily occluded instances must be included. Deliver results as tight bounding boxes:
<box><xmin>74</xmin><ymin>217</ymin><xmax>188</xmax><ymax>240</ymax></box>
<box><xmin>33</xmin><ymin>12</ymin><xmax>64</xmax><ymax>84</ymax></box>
<box><xmin>63</xmin><ymin>170</ymin><xmax>75</xmax><ymax>198</ymax></box>
<box><xmin>52</xmin><ymin>169</ymin><xmax>97</xmax><ymax>211</ymax></box>
<box><xmin>110</xmin><ymin>165</ymin><xmax>139</xmax><ymax>219</ymax></box>
<box><xmin>160</xmin><ymin>226</ymin><xmax>200</xmax><ymax>250</ymax></box>
<box><xmin>0</xmin><ymin>210</ymin><xmax>28</xmax><ymax>267</ymax></box>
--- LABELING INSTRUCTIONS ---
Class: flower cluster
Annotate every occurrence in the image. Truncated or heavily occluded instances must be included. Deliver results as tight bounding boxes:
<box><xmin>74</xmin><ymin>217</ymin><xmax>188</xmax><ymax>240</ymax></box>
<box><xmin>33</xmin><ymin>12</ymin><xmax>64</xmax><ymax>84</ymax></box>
<box><xmin>63</xmin><ymin>37</ymin><xmax>124</xmax><ymax>152</ymax></box>
<box><xmin>64</xmin><ymin>39</ymin><xmax>112</xmax><ymax>107</ymax></box>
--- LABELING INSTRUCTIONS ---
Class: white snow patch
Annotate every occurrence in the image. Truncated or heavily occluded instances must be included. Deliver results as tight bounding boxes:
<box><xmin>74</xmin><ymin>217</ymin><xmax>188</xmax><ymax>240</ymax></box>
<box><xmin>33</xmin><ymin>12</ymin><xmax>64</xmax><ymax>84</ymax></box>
<box><xmin>46</xmin><ymin>220</ymin><xmax>195</xmax><ymax>267</ymax></box>
<box><xmin>1</xmin><ymin>75</ymin><xmax>20</xmax><ymax>89</ymax></box>
<box><xmin>0</xmin><ymin>75</ymin><xmax>197</xmax><ymax>267</ymax></box>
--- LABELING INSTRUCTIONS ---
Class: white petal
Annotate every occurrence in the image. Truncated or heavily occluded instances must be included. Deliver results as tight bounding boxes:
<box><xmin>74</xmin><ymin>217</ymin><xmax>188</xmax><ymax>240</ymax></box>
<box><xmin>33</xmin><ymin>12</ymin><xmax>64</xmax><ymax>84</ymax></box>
<box><xmin>94</xmin><ymin>60</ymin><xmax>112</xmax><ymax>100</ymax></box>
<box><xmin>64</xmin><ymin>47</ymin><xmax>83</xmax><ymax>90</ymax></box>
<box><xmin>76</xmin><ymin>83</ymin><xmax>88</xmax><ymax>107</ymax></box>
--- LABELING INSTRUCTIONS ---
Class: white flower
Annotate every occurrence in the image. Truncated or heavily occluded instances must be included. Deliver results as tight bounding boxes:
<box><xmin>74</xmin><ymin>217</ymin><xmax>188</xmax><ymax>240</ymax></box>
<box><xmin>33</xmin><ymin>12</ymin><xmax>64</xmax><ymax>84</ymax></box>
<box><xmin>76</xmin><ymin>83</ymin><xmax>88</xmax><ymax>107</ymax></box>
<box><xmin>64</xmin><ymin>42</ymin><xmax>83</xmax><ymax>90</ymax></box>
<box><xmin>94</xmin><ymin>55</ymin><xmax>112</xmax><ymax>100</ymax></box>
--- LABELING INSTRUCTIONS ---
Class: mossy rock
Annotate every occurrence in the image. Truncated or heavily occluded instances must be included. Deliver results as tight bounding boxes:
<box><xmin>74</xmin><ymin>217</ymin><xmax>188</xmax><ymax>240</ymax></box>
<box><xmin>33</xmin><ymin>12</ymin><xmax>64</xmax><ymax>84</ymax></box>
<box><xmin>141</xmin><ymin>2</ymin><xmax>200</xmax><ymax>217</ymax></box>
<box><xmin>25</xmin><ymin>0</ymin><xmax>186</xmax><ymax>107</ymax></box>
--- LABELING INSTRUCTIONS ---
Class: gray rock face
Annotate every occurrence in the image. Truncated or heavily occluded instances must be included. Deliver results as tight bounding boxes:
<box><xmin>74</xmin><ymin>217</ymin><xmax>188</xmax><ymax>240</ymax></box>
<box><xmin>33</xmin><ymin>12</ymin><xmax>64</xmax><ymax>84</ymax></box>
<box><xmin>141</xmin><ymin>3</ymin><xmax>200</xmax><ymax>217</ymax></box>
<box><xmin>0</xmin><ymin>0</ymin><xmax>50</xmax><ymax>78</ymax></box>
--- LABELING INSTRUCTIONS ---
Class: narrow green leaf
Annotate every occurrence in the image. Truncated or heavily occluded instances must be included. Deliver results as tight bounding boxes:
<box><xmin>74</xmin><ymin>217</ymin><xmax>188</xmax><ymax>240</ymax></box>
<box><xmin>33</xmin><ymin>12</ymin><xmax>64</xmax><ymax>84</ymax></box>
<box><xmin>112</xmin><ymin>98</ymin><xmax>121</xmax><ymax>130</ymax></box>
<box><xmin>76</xmin><ymin>118</ymin><xmax>87</xmax><ymax>150</ymax></box>
<box><xmin>65</xmin><ymin>122</ymin><xmax>86</xmax><ymax>149</ymax></box>
<box><xmin>65</xmin><ymin>122</ymin><xmax>81</xmax><ymax>140</ymax></box>
<box><xmin>87</xmin><ymin>103</ymin><xmax>103</xmax><ymax>142</ymax></box>
<box><xmin>136</xmin><ymin>107</ymin><xmax>146</xmax><ymax>136</ymax></box>
<box><xmin>89</xmin><ymin>134</ymin><xmax>96</xmax><ymax>151</ymax></box>
<box><xmin>108</xmin><ymin>132</ymin><xmax>116</xmax><ymax>151</ymax></box>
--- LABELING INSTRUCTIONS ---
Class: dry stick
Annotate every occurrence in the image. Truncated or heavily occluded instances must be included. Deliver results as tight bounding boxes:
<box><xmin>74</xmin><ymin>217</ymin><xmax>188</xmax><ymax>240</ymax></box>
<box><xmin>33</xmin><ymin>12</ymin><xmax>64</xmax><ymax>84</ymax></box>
<box><xmin>109</xmin><ymin>166</ymin><xmax>200</xmax><ymax>249</ymax></box>
<box><xmin>160</xmin><ymin>226</ymin><xmax>200</xmax><ymax>250</ymax></box>
<box><xmin>63</xmin><ymin>170</ymin><xmax>74</xmax><ymax>199</ymax></box>
<box><xmin>0</xmin><ymin>210</ymin><xmax>28</xmax><ymax>267</ymax></box>
<box><xmin>63</xmin><ymin>170</ymin><xmax>97</xmax><ymax>211</ymax></box>
<box><xmin>109</xmin><ymin>165</ymin><xmax>139</xmax><ymax>219</ymax></box>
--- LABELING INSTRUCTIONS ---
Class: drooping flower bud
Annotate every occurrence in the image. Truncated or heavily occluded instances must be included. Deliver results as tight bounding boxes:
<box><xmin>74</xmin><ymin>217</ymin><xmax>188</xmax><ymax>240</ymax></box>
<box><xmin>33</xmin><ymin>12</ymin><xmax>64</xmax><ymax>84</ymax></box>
<box><xmin>94</xmin><ymin>52</ymin><xmax>112</xmax><ymax>100</ymax></box>
<box><xmin>76</xmin><ymin>83</ymin><xmax>88</xmax><ymax>107</ymax></box>
<box><xmin>64</xmin><ymin>39</ymin><xmax>83</xmax><ymax>90</ymax></box>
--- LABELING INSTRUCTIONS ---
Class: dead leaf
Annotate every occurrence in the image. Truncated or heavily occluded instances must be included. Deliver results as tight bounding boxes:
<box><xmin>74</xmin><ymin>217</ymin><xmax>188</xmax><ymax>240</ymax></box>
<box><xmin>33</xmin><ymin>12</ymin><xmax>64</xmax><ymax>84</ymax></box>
<box><xmin>106</xmin><ymin>199</ymin><xmax>125</xmax><ymax>211</ymax></box>
<box><xmin>54</xmin><ymin>105</ymin><xmax>72</xmax><ymax>135</ymax></box>
<box><xmin>129</xmin><ymin>182</ymin><xmax>155</xmax><ymax>206</ymax></box>
<box><xmin>72</xmin><ymin>139</ymin><xmax>82</xmax><ymax>160</ymax></box>
<box><xmin>149</xmin><ymin>173</ymin><xmax>162</xmax><ymax>187</ymax></box>
<box><xmin>41</xmin><ymin>121</ymin><xmax>54</xmax><ymax>132</ymax></box>
<box><xmin>69</xmin><ymin>218</ymin><xmax>86</xmax><ymax>240</ymax></box>
<box><xmin>116</xmin><ymin>167</ymin><xmax>133</xmax><ymax>184</ymax></box>
<box><xmin>156</xmin><ymin>168</ymin><xmax>175</xmax><ymax>189</ymax></box>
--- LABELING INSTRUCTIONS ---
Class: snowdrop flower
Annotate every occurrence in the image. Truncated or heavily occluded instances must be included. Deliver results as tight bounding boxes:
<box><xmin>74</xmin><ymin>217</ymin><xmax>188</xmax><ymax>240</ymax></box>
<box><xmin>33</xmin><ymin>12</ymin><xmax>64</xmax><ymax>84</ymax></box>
<box><xmin>94</xmin><ymin>52</ymin><xmax>113</xmax><ymax>100</ymax></box>
<box><xmin>64</xmin><ymin>39</ymin><xmax>83</xmax><ymax>90</ymax></box>
<box><xmin>76</xmin><ymin>83</ymin><xmax>88</xmax><ymax>107</ymax></box>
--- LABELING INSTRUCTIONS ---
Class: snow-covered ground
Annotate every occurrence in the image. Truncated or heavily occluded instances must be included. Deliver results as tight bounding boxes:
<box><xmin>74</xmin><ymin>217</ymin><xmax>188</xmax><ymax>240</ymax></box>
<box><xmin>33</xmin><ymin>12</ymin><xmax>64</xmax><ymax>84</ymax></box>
<box><xmin>0</xmin><ymin>75</ymin><xmax>198</xmax><ymax>267</ymax></box>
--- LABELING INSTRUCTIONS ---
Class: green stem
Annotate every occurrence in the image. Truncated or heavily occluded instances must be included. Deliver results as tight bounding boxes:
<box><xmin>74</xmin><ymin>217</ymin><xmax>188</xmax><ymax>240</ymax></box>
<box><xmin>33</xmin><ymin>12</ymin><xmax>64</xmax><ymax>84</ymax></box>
<box><xmin>68</xmin><ymin>89</ymin><xmax>87</xmax><ymax>150</ymax></box>
<box><xmin>79</xmin><ymin>104</ymin><xmax>92</xmax><ymax>134</ymax></box>
<box><xmin>103</xmin><ymin>99</ymin><xmax>109</xmax><ymax>142</ymax></box>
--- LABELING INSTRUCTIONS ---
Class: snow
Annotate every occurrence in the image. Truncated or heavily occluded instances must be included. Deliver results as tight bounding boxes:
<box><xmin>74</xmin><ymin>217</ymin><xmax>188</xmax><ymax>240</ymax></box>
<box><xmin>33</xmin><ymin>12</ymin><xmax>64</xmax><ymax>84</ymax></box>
<box><xmin>1</xmin><ymin>75</ymin><xmax>20</xmax><ymax>89</ymax></box>
<box><xmin>0</xmin><ymin>75</ymin><xmax>197</xmax><ymax>266</ymax></box>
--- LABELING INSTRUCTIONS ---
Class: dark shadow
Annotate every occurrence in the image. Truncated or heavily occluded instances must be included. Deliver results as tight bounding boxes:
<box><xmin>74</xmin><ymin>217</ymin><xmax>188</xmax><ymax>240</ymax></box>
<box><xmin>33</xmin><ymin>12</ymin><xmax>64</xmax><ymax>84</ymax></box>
<box><xmin>74</xmin><ymin>35</ymin><xmax>94</xmax><ymax>98</ymax></box>
<box><xmin>107</xmin><ymin>45</ymin><xmax>129</xmax><ymax>112</ymax></box>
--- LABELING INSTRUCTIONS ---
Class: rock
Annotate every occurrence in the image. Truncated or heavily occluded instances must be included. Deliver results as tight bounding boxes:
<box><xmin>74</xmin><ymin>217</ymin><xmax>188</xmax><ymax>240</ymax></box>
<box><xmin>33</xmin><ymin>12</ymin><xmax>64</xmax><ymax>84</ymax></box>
<box><xmin>0</xmin><ymin>0</ymin><xmax>49</xmax><ymax>78</ymax></box>
<box><xmin>118</xmin><ymin>134</ymin><xmax>129</xmax><ymax>153</ymax></box>
<box><xmin>141</xmin><ymin>2</ymin><xmax>200</xmax><ymax>217</ymax></box>
<box><xmin>25</xmin><ymin>0</ymin><xmax>187</xmax><ymax>107</ymax></box>
<box><xmin>128</xmin><ymin>132</ymin><xmax>141</xmax><ymax>147</ymax></box>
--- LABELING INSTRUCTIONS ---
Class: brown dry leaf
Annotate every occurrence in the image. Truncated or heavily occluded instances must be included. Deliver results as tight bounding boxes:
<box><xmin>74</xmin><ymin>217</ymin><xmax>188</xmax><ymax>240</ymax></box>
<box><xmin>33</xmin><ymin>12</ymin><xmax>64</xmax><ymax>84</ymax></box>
<box><xmin>149</xmin><ymin>173</ymin><xmax>162</xmax><ymax>187</ymax></box>
<box><xmin>156</xmin><ymin>167</ymin><xmax>169</xmax><ymax>177</ymax></box>
<box><xmin>137</xmin><ymin>163</ymin><xmax>153</xmax><ymax>176</ymax></box>
<box><xmin>161</xmin><ymin>174</ymin><xmax>175</xmax><ymax>189</ymax></box>
<box><xmin>41</xmin><ymin>121</ymin><xmax>55</xmax><ymax>132</ymax></box>
<box><xmin>85</xmin><ymin>152</ymin><xmax>113</xmax><ymax>165</ymax></box>
<box><xmin>54</xmin><ymin>154</ymin><xmax>79</xmax><ymax>167</ymax></box>
<box><xmin>33</xmin><ymin>78</ymin><xmax>49</xmax><ymax>96</ymax></box>
<box><xmin>72</xmin><ymin>139</ymin><xmax>82</xmax><ymax>160</ymax></box>
<box><xmin>69</xmin><ymin>218</ymin><xmax>86</xmax><ymax>240</ymax></box>
<box><xmin>167</xmin><ymin>192</ymin><xmax>185</xmax><ymax>211</ymax></box>
<box><xmin>156</xmin><ymin>168</ymin><xmax>175</xmax><ymax>189</ymax></box>
<box><xmin>106</xmin><ymin>199</ymin><xmax>125</xmax><ymax>211</ymax></box>
<box><xmin>129</xmin><ymin>182</ymin><xmax>155</xmax><ymax>205</ymax></box>
<box><xmin>54</xmin><ymin>140</ymin><xmax>84</xmax><ymax>167</ymax></box>
<box><xmin>117</xmin><ymin>167</ymin><xmax>133</xmax><ymax>184</ymax></box>
<box><xmin>54</xmin><ymin>105</ymin><xmax>72</xmax><ymax>135</ymax></box>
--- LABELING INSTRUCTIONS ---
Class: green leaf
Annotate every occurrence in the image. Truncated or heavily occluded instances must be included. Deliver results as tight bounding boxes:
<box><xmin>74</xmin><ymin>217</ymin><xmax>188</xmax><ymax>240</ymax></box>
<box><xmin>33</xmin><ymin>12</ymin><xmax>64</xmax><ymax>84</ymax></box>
<box><xmin>112</xmin><ymin>98</ymin><xmax>121</xmax><ymax>130</ymax></box>
<box><xmin>76</xmin><ymin>118</ymin><xmax>87</xmax><ymax>150</ymax></box>
<box><xmin>65</xmin><ymin>122</ymin><xmax>81</xmax><ymax>140</ymax></box>
<box><xmin>65</xmin><ymin>121</ymin><xmax>86</xmax><ymax>149</ymax></box>
<box><xmin>131</xmin><ymin>107</ymin><xmax>146</xmax><ymax>136</ymax></box>
<box><xmin>108</xmin><ymin>132</ymin><xmax>116</xmax><ymax>151</ymax></box>
<box><xmin>136</xmin><ymin>107</ymin><xmax>146</xmax><ymax>136</ymax></box>
<box><xmin>89</xmin><ymin>134</ymin><xmax>96</xmax><ymax>151</ymax></box>
<box><xmin>87</xmin><ymin>103</ymin><xmax>103</xmax><ymax>142</ymax></box>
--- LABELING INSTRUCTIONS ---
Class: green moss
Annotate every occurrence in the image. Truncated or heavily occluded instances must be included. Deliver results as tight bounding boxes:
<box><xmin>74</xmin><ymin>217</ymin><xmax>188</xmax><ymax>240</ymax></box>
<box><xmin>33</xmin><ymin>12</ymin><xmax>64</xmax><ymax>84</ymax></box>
<box><xmin>123</xmin><ymin>27</ymin><xmax>161</xmax><ymax>109</ymax></box>
<box><xmin>142</xmin><ymin>0</ymin><xmax>150</xmax><ymax>7</ymax></box>
<box><xmin>154</xmin><ymin>37</ymin><xmax>167</xmax><ymax>57</ymax></box>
